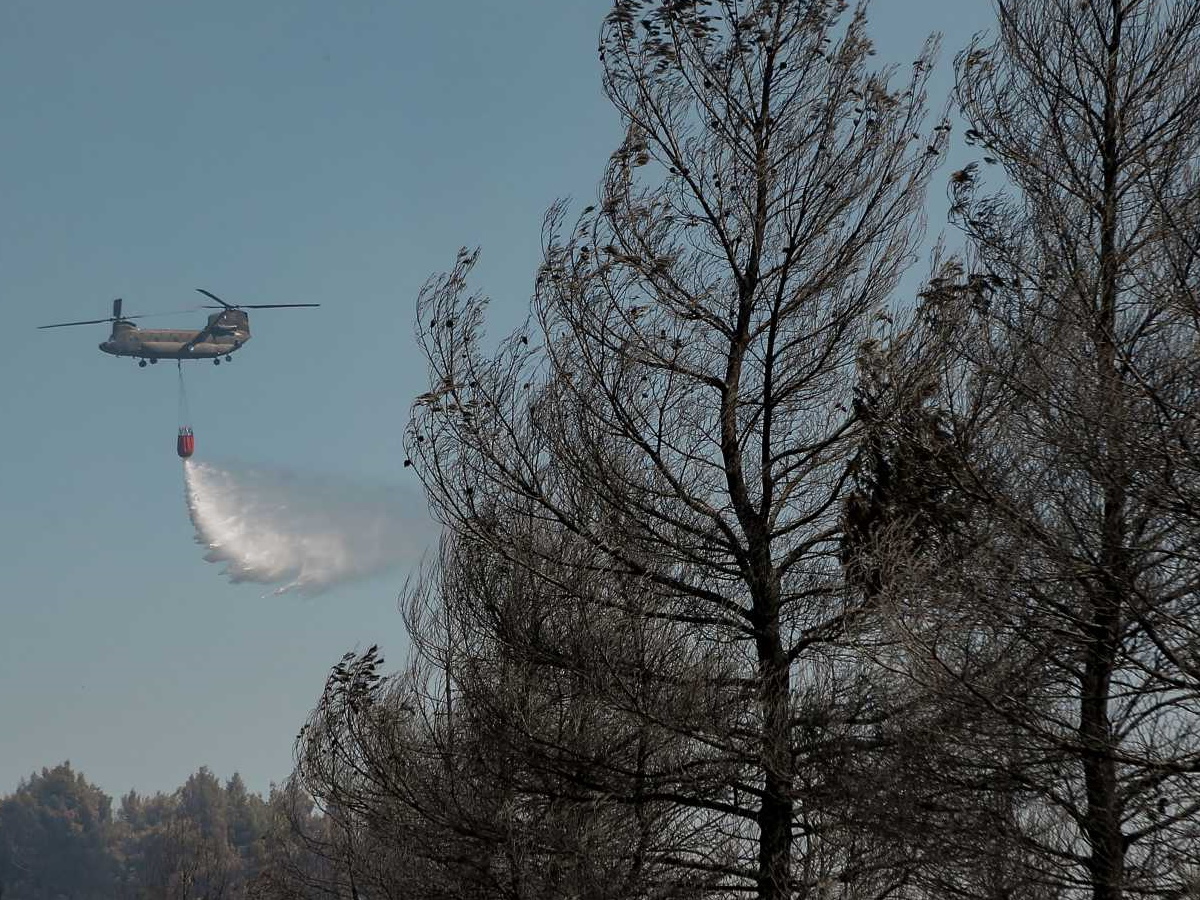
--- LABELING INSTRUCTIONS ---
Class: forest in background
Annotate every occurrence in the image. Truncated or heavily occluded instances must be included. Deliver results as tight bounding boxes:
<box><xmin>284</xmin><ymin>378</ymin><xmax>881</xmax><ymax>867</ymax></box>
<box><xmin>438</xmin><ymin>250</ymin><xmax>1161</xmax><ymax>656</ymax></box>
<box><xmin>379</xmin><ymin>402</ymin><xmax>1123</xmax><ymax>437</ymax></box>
<box><xmin>0</xmin><ymin>762</ymin><xmax>329</xmax><ymax>899</ymax></box>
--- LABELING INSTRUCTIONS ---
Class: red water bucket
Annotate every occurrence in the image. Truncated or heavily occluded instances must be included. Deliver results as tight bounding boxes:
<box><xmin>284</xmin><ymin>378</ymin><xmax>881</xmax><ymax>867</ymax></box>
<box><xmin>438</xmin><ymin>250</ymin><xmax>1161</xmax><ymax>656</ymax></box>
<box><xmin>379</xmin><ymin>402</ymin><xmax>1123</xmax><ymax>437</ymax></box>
<box><xmin>177</xmin><ymin>426</ymin><xmax>195</xmax><ymax>459</ymax></box>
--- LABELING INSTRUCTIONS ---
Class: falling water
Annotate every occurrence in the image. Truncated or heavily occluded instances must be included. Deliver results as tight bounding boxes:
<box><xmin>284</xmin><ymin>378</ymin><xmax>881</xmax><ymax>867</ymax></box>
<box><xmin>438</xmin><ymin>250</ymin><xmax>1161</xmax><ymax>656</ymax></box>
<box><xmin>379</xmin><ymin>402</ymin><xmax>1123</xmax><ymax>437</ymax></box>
<box><xmin>183</xmin><ymin>459</ymin><xmax>433</xmax><ymax>595</ymax></box>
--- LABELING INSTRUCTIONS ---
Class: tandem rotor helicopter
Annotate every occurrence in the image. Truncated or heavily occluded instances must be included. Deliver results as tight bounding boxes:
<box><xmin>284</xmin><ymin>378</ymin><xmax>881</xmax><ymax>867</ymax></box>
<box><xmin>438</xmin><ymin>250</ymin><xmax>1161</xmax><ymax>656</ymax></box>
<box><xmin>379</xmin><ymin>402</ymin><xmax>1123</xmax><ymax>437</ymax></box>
<box><xmin>38</xmin><ymin>289</ymin><xmax>319</xmax><ymax>367</ymax></box>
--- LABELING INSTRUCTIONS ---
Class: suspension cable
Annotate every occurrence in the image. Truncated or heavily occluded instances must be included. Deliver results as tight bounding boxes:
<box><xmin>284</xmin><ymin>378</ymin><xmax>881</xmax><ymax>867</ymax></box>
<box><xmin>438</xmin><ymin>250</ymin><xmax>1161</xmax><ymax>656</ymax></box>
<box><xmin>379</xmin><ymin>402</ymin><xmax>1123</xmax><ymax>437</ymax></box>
<box><xmin>177</xmin><ymin>360</ymin><xmax>191</xmax><ymax>425</ymax></box>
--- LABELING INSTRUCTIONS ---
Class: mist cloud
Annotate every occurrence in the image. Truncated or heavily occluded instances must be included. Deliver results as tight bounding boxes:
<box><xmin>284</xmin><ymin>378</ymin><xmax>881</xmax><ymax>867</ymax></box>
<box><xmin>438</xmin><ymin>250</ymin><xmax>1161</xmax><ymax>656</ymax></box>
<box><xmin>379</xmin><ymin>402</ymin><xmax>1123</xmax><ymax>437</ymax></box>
<box><xmin>183</xmin><ymin>459</ymin><xmax>433</xmax><ymax>595</ymax></box>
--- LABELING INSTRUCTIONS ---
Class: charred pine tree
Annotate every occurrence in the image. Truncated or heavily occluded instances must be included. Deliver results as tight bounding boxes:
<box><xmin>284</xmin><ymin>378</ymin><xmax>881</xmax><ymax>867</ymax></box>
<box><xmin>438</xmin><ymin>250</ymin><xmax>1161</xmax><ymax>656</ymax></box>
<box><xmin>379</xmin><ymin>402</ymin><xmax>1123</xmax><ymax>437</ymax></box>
<box><xmin>883</xmin><ymin>1</ymin><xmax>1200</xmax><ymax>897</ymax></box>
<box><xmin>288</xmin><ymin>525</ymin><xmax>717</xmax><ymax>900</ymax></box>
<box><xmin>407</xmin><ymin>1</ymin><xmax>946</xmax><ymax>896</ymax></box>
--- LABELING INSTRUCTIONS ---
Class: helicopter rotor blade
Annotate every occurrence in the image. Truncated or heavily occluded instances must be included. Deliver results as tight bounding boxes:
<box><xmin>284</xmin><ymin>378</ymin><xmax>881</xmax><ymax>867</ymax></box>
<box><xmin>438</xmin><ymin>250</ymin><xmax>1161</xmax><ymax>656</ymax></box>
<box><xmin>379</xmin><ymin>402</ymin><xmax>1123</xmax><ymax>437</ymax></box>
<box><xmin>199</xmin><ymin>303</ymin><xmax>320</xmax><ymax>309</ymax></box>
<box><xmin>37</xmin><ymin>310</ymin><xmax>197</xmax><ymax>330</ymax></box>
<box><xmin>38</xmin><ymin>317</ymin><xmax>119</xmax><ymax>329</ymax></box>
<box><xmin>195</xmin><ymin>288</ymin><xmax>235</xmax><ymax>309</ymax></box>
<box><xmin>121</xmin><ymin>311</ymin><xmax>193</xmax><ymax>321</ymax></box>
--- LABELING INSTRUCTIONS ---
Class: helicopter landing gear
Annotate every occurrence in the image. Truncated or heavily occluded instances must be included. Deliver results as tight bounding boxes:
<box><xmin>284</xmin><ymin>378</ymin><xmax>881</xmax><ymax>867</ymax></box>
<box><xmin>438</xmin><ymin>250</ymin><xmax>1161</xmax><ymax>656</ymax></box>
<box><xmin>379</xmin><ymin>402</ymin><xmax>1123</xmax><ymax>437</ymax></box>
<box><xmin>225</xmin><ymin>355</ymin><xmax>232</xmax><ymax>362</ymax></box>
<box><xmin>149</xmin><ymin>358</ymin><xmax>158</xmax><ymax>365</ymax></box>
<box><xmin>213</xmin><ymin>358</ymin><xmax>221</xmax><ymax>366</ymax></box>
<box><xmin>138</xmin><ymin>359</ymin><xmax>147</xmax><ymax>368</ymax></box>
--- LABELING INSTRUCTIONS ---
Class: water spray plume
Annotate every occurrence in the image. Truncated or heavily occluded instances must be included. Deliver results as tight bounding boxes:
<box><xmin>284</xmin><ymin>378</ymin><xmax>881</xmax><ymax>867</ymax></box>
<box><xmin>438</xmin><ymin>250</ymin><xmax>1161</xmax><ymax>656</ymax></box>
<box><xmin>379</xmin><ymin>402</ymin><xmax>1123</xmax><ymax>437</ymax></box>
<box><xmin>183</xmin><ymin>459</ymin><xmax>433</xmax><ymax>595</ymax></box>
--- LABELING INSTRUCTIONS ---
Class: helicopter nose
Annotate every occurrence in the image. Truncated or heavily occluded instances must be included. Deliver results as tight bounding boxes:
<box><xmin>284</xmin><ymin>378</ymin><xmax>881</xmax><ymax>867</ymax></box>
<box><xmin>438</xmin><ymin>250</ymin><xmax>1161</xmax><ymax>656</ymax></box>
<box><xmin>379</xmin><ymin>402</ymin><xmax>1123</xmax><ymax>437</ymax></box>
<box><xmin>99</xmin><ymin>341</ymin><xmax>115</xmax><ymax>355</ymax></box>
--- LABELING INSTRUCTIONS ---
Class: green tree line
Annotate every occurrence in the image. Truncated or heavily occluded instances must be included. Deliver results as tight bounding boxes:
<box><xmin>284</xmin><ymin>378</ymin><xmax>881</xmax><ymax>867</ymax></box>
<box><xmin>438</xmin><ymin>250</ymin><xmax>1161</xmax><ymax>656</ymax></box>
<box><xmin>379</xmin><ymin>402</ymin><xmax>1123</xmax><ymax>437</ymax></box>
<box><xmin>0</xmin><ymin>763</ymin><xmax>328</xmax><ymax>900</ymax></box>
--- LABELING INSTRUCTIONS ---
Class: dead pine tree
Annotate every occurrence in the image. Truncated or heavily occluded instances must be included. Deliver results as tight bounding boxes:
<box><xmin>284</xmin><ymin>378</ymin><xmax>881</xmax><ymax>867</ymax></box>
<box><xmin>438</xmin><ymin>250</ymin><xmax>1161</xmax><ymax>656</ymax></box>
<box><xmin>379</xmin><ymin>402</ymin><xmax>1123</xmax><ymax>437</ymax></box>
<box><xmin>407</xmin><ymin>1</ymin><xmax>947</xmax><ymax>897</ymax></box>
<box><xmin>879</xmin><ymin>1</ymin><xmax>1200</xmax><ymax>898</ymax></box>
<box><xmin>286</xmin><ymin>522</ymin><xmax>717</xmax><ymax>900</ymax></box>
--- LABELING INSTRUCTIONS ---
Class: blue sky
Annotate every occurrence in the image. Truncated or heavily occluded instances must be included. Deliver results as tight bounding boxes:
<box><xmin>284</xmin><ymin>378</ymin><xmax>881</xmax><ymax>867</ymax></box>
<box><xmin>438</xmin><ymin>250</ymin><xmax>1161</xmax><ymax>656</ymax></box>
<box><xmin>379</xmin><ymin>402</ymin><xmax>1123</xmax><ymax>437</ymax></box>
<box><xmin>0</xmin><ymin>1</ymin><xmax>993</xmax><ymax>800</ymax></box>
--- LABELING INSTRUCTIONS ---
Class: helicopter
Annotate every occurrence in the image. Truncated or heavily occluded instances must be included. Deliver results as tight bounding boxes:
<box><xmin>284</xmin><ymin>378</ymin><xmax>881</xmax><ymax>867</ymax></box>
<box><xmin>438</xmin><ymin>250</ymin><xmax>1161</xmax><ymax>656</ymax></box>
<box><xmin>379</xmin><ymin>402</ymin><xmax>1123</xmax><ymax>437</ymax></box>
<box><xmin>37</xmin><ymin>289</ymin><xmax>319</xmax><ymax>366</ymax></box>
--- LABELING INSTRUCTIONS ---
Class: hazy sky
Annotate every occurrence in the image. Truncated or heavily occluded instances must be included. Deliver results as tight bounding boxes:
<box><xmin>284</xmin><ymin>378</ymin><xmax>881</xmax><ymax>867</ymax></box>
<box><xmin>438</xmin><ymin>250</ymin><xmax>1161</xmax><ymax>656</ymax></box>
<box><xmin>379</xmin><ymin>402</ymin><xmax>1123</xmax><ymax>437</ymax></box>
<box><xmin>0</xmin><ymin>1</ymin><xmax>994</xmax><ymax>800</ymax></box>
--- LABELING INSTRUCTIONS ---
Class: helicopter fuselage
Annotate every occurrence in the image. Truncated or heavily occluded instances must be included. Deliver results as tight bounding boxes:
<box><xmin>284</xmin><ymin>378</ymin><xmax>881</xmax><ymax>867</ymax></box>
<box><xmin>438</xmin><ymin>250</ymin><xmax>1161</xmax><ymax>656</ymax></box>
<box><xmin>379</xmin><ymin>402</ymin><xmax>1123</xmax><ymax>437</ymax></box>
<box><xmin>99</xmin><ymin>312</ymin><xmax>251</xmax><ymax>360</ymax></box>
